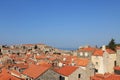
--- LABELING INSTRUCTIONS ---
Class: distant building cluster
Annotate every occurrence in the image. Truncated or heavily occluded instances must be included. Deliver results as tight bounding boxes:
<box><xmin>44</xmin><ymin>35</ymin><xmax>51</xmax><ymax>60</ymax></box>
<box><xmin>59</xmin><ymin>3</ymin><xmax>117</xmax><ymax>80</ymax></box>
<box><xmin>0</xmin><ymin>44</ymin><xmax>120</xmax><ymax>80</ymax></box>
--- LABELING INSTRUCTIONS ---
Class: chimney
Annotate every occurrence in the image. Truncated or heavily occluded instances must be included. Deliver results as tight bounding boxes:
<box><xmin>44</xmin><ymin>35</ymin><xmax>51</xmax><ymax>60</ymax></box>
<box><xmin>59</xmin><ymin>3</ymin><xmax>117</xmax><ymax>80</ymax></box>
<box><xmin>63</xmin><ymin>58</ymin><xmax>66</xmax><ymax>61</ymax></box>
<box><xmin>58</xmin><ymin>62</ymin><xmax>63</xmax><ymax>67</ymax></box>
<box><xmin>102</xmin><ymin>45</ymin><xmax>106</xmax><ymax>51</ymax></box>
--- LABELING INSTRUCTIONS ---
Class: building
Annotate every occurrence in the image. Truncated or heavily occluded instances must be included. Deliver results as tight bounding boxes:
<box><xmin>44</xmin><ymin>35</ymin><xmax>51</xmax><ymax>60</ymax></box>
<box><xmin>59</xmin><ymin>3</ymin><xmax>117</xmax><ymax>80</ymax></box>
<box><xmin>23</xmin><ymin>64</ymin><xmax>60</xmax><ymax>80</ymax></box>
<box><xmin>116</xmin><ymin>46</ymin><xmax>120</xmax><ymax>66</ymax></box>
<box><xmin>92</xmin><ymin>46</ymin><xmax>116</xmax><ymax>74</ymax></box>
<box><xmin>76</xmin><ymin>46</ymin><xmax>96</xmax><ymax>60</ymax></box>
<box><xmin>55</xmin><ymin>65</ymin><xmax>80</xmax><ymax>80</ymax></box>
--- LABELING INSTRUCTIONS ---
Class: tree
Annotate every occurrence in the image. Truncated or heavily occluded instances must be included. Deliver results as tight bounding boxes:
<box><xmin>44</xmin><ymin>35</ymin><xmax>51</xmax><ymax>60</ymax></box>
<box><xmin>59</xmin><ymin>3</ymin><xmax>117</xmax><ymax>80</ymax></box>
<box><xmin>108</xmin><ymin>38</ymin><xmax>116</xmax><ymax>51</ymax></box>
<box><xmin>0</xmin><ymin>52</ymin><xmax>2</xmax><ymax>55</ymax></box>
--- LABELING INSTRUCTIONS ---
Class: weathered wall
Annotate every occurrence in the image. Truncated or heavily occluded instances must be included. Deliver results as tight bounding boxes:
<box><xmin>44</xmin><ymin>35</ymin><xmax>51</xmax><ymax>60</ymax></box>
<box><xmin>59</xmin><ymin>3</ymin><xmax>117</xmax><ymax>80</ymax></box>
<box><xmin>36</xmin><ymin>69</ymin><xmax>60</xmax><ymax>80</ymax></box>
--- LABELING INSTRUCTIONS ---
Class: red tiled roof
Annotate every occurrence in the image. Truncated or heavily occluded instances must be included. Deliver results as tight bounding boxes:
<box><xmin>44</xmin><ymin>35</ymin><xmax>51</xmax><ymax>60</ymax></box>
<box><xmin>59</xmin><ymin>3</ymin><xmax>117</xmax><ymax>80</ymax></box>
<box><xmin>91</xmin><ymin>74</ymin><xmax>104</xmax><ymax>80</ymax></box>
<box><xmin>22</xmin><ymin>44</ymin><xmax>34</xmax><ymax>46</ymax></box>
<box><xmin>14</xmin><ymin>57</ymin><xmax>25</xmax><ymax>61</ymax></box>
<box><xmin>37</xmin><ymin>61</ymin><xmax>49</xmax><ymax>65</ymax></box>
<box><xmin>49</xmin><ymin>57</ymin><xmax>56</xmax><ymax>61</ymax></box>
<box><xmin>0</xmin><ymin>68</ymin><xmax>22</xmax><ymax>80</ymax></box>
<box><xmin>10</xmin><ymin>54</ymin><xmax>18</xmax><ymax>59</ymax></box>
<box><xmin>106</xmin><ymin>49</ymin><xmax>115</xmax><ymax>54</ymax></box>
<box><xmin>14</xmin><ymin>63</ymin><xmax>29</xmax><ymax>69</ymax></box>
<box><xmin>114</xmin><ymin>66</ymin><xmax>120</xmax><ymax>70</ymax></box>
<box><xmin>55</xmin><ymin>66</ymin><xmax>78</xmax><ymax>76</ymax></box>
<box><xmin>75</xmin><ymin>58</ymin><xmax>89</xmax><ymax>67</ymax></box>
<box><xmin>93</xmin><ymin>49</ymin><xmax>104</xmax><ymax>56</ymax></box>
<box><xmin>0</xmin><ymin>64</ymin><xmax>3</xmax><ymax>68</ymax></box>
<box><xmin>78</xmin><ymin>47</ymin><xmax>96</xmax><ymax>52</ymax></box>
<box><xmin>104</xmin><ymin>74</ymin><xmax>120</xmax><ymax>80</ymax></box>
<box><xmin>35</xmin><ymin>55</ymin><xmax>46</xmax><ymax>60</ymax></box>
<box><xmin>116</xmin><ymin>46</ymin><xmax>120</xmax><ymax>50</ymax></box>
<box><xmin>91</xmin><ymin>73</ymin><xmax>120</xmax><ymax>80</ymax></box>
<box><xmin>93</xmin><ymin>48</ymin><xmax>115</xmax><ymax>56</ymax></box>
<box><xmin>23</xmin><ymin>64</ymin><xmax>51</xmax><ymax>79</ymax></box>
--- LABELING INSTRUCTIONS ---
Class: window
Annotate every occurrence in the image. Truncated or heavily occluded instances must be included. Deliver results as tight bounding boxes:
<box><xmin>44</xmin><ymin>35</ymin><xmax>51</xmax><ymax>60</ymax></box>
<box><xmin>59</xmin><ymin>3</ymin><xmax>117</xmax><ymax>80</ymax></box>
<box><xmin>94</xmin><ymin>68</ymin><xmax>98</xmax><ymax>73</ymax></box>
<box><xmin>26</xmin><ymin>78</ymin><xmax>28</xmax><ymax>80</ymax></box>
<box><xmin>85</xmin><ymin>52</ymin><xmax>88</xmax><ymax>57</ymax></box>
<box><xmin>14</xmin><ymin>67</ymin><xmax>16</xmax><ymax>70</ymax></box>
<box><xmin>96</xmin><ymin>62</ymin><xmax>98</xmax><ymax>65</ymax></box>
<box><xmin>78</xmin><ymin>74</ymin><xmax>81</xmax><ymax>78</ymax></box>
<box><xmin>59</xmin><ymin>76</ymin><xmax>65</xmax><ymax>80</ymax></box>
<box><xmin>114</xmin><ymin>61</ymin><xmax>117</xmax><ymax>67</ymax></box>
<box><xmin>80</xmin><ymin>52</ymin><xmax>83</xmax><ymax>56</ymax></box>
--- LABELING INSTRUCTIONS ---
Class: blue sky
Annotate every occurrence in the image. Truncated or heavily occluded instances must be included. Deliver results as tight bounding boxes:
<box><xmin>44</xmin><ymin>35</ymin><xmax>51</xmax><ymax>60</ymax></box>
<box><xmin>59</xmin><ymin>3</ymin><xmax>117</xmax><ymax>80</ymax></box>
<box><xmin>0</xmin><ymin>0</ymin><xmax>120</xmax><ymax>48</ymax></box>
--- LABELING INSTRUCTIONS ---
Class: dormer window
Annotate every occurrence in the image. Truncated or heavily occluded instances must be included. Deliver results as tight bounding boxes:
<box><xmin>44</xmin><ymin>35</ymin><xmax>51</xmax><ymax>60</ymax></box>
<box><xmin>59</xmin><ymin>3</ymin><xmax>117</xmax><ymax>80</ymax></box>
<box><xmin>85</xmin><ymin>52</ymin><xmax>88</xmax><ymax>57</ymax></box>
<box><xmin>80</xmin><ymin>52</ymin><xmax>83</xmax><ymax>56</ymax></box>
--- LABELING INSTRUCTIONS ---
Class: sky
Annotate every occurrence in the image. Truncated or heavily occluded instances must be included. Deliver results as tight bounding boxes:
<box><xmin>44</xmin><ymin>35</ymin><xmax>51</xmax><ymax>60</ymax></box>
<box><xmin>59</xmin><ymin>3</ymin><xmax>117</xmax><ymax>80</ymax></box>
<box><xmin>0</xmin><ymin>0</ymin><xmax>120</xmax><ymax>48</ymax></box>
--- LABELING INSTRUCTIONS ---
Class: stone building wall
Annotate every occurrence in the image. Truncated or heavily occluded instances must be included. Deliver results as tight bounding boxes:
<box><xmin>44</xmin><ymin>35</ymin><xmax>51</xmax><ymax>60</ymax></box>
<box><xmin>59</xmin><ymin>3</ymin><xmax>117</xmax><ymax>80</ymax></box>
<box><xmin>68</xmin><ymin>65</ymin><xmax>94</xmax><ymax>80</ymax></box>
<box><xmin>36</xmin><ymin>69</ymin><xmax>60</xmax><ymax>80</ymax></box>
<box><xmin>117</xmin><ymin>50</ymin><xmax>120</xmax><ymax>66</ymax></box>
<box><xmin>77</xmin><ymin>51</ymin><xmax>93</xmax><ymax>60</ymax></box>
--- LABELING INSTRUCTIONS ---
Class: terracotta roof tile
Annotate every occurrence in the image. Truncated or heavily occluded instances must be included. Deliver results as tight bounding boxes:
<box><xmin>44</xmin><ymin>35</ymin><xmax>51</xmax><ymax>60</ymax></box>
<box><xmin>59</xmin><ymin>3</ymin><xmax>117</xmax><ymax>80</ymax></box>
<box><xmin>35</xmin><ymin>55</ymin><xmax>46</xmax><ymax>60</ymax></box>
<box><xmin>14</xmin><ymin>63</ymin><xmax>29</xmax><ymax>69</ymax></box>
<box><xmin>0</xmin><ymin>68</ymin><xmax>22</xmax><ymax>80</ymax></box>
<box><xmin>114</xmin><ymin>66</ymin><xmax>120</xmax><ymax>70</ymax></box>
<box><xmin>106</xmin><ymin>49</ymin><xmax>115</xmax><ymax>54</ymax></box>
<box><xmin>75</xmin><ymin>58</ymin><xmax>89</xmax><ymax>66</ymax></box>
<box><xmin>23</xmin><ymin>64</ymin><xmax>51</xmax><ymax>79</ymax></box>
<box><xmin>78</xmin><ymin>47</ymin><xmax>96</xmax><ymax>52</ymax></box>
<box><xmin>55</xmin><ymin>66</ymin><xmax>78</xmax><ymax>76</ymax></box>
<box><xmin>91</xmin><ymin>73</ymin><xmax>120</xmax><ymax>80</ymax></box>
<box><xmin>0</xmin><ymin>64</ymin><xmax>3</xmax><ymax>68</ymax></box>
<box><xmin>93</xmin><ymin>49</ymin><xmax>104</xmax><ymax>56</ymax></box>
<box><xmin>116</xmin><ymin>46</ymin><xmax>120</xmax><ymax>50</ymax></box>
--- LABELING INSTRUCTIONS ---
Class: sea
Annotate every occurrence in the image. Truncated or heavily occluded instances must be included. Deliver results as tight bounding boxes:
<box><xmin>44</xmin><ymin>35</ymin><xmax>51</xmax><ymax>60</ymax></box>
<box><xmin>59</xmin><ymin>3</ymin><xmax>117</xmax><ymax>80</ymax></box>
<box><xmin>59</xmin><ymin>48</ymin><xmax>77</xmax><ymax>51</ymax></box>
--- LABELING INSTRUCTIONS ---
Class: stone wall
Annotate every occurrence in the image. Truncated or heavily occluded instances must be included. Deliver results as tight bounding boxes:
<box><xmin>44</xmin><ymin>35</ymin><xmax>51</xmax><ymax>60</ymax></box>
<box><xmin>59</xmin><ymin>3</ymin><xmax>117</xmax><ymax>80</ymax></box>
<box><xmin>117</xmin><ymin>50</ymin><xmax>120</xmax><ymax>66</ymax></box>
<box><xmin>92</xmin><ymin>56</ymin><xmax>105</xmax><ymax>74</ymax></box>
<box><xmin>68</xmin><ymin>65</ymin><xmax>94</xmax><ymax>80</ymax></box>
<box><xmin>77</xmin><ymin>52</ymin><xmax>92</xmax><ymax>60</ymax></box>
<box><xmin>36</xmin><ymin>69</ymin><xmax>60</xmax><ymax>80</ymax></box>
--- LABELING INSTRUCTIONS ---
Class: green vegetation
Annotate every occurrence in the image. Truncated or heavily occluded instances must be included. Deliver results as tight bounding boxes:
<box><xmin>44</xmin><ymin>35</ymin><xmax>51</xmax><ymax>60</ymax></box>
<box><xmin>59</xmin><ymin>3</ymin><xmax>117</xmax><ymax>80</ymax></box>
<box><xmin>34</xmin><ymin>45</ymin><xmax>38</xmax><ymax>49</ymax></box>
<box><xmin>108</xmin><ymin>38</ymin><xmax>116</xmax><ymax>51</ymax></box>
